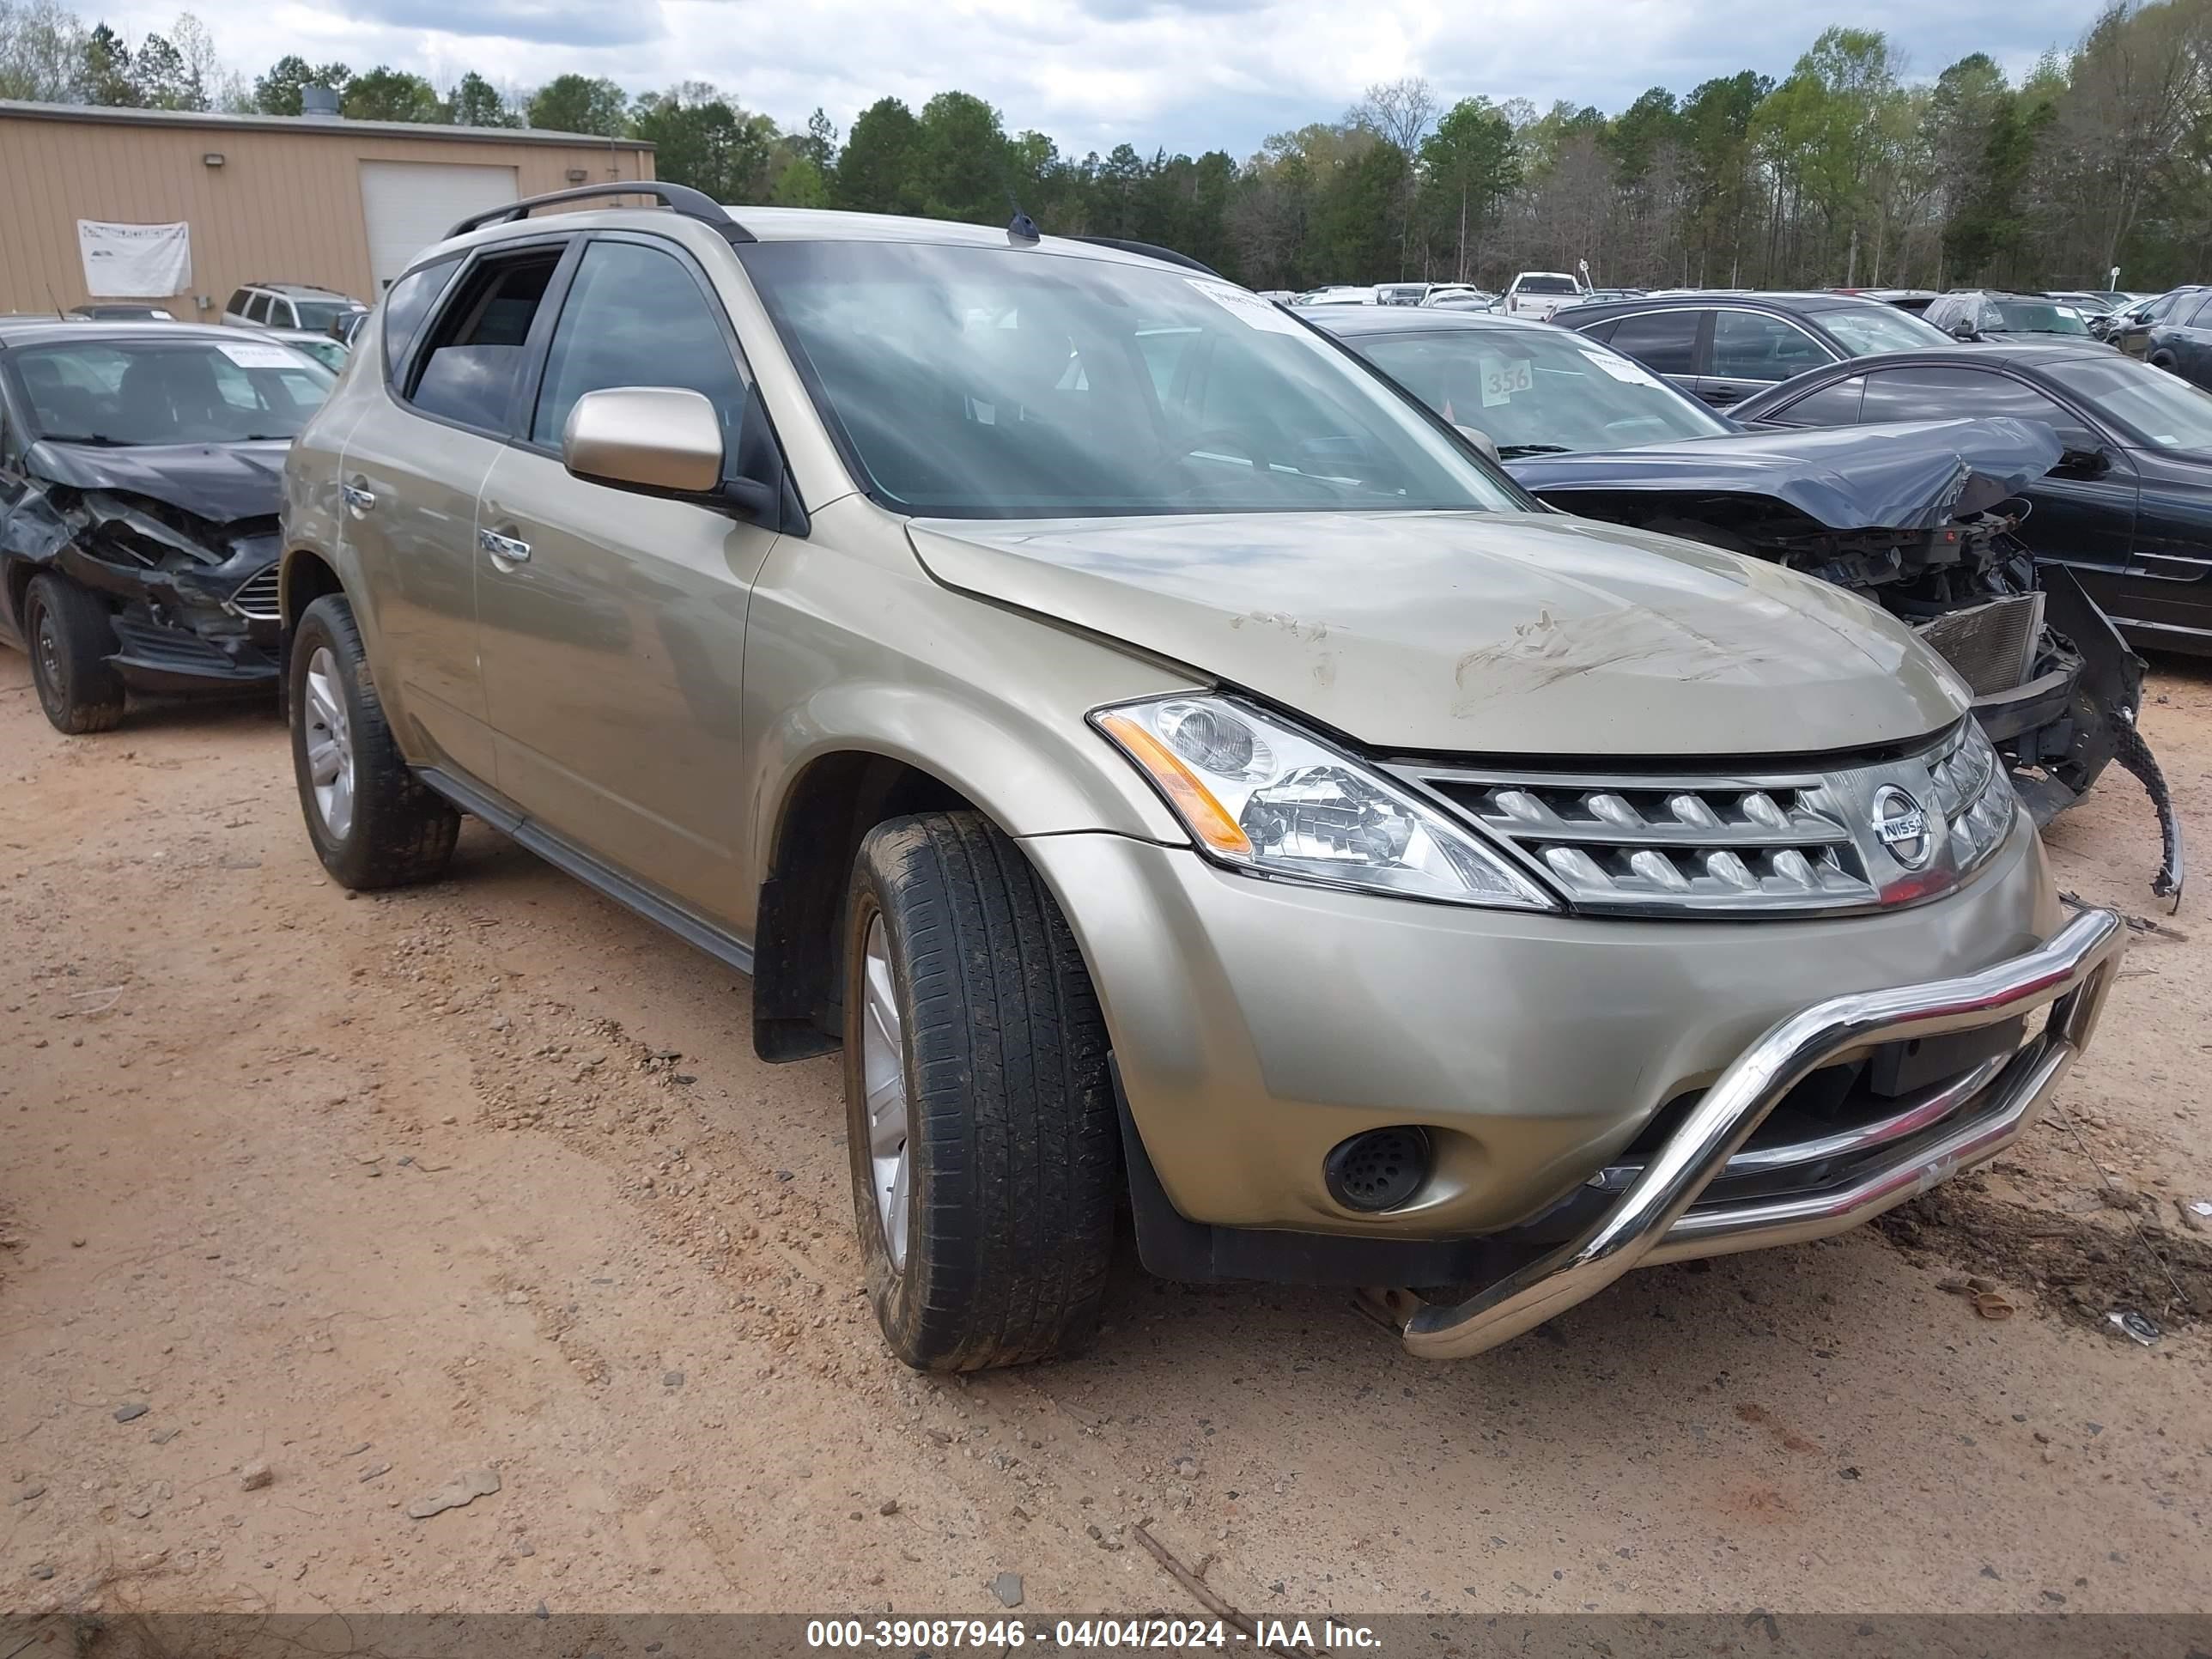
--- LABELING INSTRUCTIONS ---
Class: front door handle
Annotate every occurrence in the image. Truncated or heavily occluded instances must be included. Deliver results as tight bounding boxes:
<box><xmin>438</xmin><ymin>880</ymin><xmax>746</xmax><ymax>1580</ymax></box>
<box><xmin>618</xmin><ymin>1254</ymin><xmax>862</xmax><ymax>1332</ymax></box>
<box><xmin>342</xmin><ymin>483</ymin><xmax>375</xmax><ymax>513</ymax></box>
<box><xmin>477</xmin><ymin>527</ymin><xmax>532</xmax><ymax>565</ymax></box>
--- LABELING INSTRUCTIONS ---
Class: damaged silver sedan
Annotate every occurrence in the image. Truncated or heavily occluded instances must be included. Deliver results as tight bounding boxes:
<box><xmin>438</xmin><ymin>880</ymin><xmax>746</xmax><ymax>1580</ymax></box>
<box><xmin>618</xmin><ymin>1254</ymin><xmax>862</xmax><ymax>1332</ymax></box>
<box><xmin>0</xmin><ymin>319</ymin><xmax>332</xmax><ymax>732</ymax></box>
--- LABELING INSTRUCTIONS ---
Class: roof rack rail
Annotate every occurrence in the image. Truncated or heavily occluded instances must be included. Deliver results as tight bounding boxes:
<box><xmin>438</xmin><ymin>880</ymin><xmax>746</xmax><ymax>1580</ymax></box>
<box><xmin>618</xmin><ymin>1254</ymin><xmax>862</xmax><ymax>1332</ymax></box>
<box><xmin>1067</xmin><ymin>235</ymin><xmax>1224</xmax><ymax>280</ymax></box>
<box><xmin>446</xmin><ymin>182</ymin><xmax>756</xmax><ymax>244</ymax></box>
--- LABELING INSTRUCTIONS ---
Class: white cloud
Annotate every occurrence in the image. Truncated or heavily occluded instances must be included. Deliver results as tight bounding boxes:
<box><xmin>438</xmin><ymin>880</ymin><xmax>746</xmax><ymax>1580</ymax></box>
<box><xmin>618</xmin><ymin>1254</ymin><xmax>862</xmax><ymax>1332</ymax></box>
<box><xmin>100</xmin><ymin>0</ymin><xmax>2099</xmax><ymax>155</ymax></box>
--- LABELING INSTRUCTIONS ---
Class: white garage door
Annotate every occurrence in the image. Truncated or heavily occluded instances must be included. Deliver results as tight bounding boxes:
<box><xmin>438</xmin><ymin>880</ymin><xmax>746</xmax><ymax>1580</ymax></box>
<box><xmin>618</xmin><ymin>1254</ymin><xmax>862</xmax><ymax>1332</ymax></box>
<box><xmin>359</xmin><ymin>161</ymin><xmax>519</xmax><ymax>294</ymax></box>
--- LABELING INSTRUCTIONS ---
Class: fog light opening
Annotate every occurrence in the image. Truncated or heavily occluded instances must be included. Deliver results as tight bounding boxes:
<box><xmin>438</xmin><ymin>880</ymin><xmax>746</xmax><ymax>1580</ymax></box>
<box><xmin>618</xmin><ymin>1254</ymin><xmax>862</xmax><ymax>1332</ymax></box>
<box><xmin>1323</xmin><ymin>1127</ymin><xmax>1431</xmax><ymax>1213</ymax></box>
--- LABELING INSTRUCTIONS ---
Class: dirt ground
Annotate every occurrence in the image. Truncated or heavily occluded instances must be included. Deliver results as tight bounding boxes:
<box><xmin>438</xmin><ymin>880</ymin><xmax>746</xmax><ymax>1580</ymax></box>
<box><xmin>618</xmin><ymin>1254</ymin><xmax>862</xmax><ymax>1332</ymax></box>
<box><xmin>1</xmin><ymin>644</ymin><xmax>2208</xmax><ymax>1625</ymax></box>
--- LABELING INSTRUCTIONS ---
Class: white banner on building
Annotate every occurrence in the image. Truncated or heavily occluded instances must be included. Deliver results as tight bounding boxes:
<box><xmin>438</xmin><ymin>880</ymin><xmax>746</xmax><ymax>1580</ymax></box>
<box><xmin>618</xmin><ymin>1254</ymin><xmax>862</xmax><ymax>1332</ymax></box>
<box><xmin>76</xmin><ymin>220</ymin><xmax>192</xmax><ymax>297</ymax></box>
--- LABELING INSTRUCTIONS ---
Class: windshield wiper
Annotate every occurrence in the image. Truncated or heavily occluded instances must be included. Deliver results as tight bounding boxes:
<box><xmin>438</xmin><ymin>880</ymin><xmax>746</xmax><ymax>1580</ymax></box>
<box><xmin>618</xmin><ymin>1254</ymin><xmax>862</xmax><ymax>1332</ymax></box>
<box><xmin>1494</xmin><ymin>443</ymin><xmax>1573</xmax><ymax>458</ymax></box>
<box><xmin>39</xmin><ymin>433</ymin><xmax>133</xmax><ymax>447</ymax></box>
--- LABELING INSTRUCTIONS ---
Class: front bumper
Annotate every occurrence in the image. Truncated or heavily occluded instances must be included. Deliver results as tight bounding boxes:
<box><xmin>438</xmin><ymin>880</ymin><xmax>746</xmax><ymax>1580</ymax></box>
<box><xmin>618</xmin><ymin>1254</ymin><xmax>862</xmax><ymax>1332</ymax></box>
<box><xmin>107</xmin><ymin>610</ymin><xmax>279</xmax><ymax>691</ymax></box>
<box><xmin>1929</xmin><ymin>566</ymin><xmax>2180</xmax><ymax>902</ymax></box>
<box><xmin>1024</xmin><ymin>816</ymin><xmax>2063</xmax><ymax>1243</ymax></box>
<box><xmin>54</xmin><ymin>527</ymin><xmax>282</xmax><ymax>695</ymax></box>
<box><xmin>1401</xmin><ymin>904</ymin><xmax>2124</xmax><ymax>1357</ymax></box>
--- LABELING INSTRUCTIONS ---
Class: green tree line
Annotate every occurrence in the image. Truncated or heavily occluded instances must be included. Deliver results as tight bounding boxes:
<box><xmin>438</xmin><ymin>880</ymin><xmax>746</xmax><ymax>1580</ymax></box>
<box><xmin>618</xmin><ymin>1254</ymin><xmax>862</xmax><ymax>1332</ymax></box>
<box><xmin>3</xmin><ymin>0</ymin><xmax>2205</xmax><ymax>289</ymax></box>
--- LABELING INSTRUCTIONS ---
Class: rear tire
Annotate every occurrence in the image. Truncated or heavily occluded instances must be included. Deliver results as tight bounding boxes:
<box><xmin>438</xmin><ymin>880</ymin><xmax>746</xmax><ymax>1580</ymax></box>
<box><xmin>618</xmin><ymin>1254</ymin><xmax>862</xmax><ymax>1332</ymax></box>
<box><xmin>24</xmin><ymin>574</ymin><xmax>125</xmax><ymax>734</ymax></box>
<box><xmin>289</xmin><ymin>592</ymin><xmax>459</xmax><ymax>890</ymax></box>
<box><xmin>842</xmin><ymin>811</ymin><xmax>1119</xmax><ymax>1370</ymax></box>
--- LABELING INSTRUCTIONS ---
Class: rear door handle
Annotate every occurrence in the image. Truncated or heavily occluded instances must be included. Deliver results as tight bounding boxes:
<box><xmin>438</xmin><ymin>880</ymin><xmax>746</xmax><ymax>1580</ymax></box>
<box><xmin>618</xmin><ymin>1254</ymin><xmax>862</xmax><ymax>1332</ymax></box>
<box><xmin>477</xmin><ymin>527</ymin><xmax>532</xmax><ymax>564</ymax></box>
<box><xmin>342</xmin><ymin>483</ymin><xmax>375</xmax><ymax>512</ymax></box>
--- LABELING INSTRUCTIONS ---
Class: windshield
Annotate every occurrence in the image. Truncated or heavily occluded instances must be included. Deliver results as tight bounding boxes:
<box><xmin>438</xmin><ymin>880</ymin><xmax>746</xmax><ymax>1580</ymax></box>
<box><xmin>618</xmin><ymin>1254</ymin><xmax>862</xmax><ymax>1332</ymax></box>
<box><xmin>1346</xmin><ymin>325</ymin><xmax>1730</xmax><ymax>455</ymax></box>
<box><xmin>1991</xmin><ymin>300</ymin><xmax>2088</xmax><ymax>336</ymax></box>
<box><xmin>295</xmin><ymin>337</ymin><xmax>349</xmax><ymax>372</ymax></box>
<box><xmin>1816</xmin><ymin>305</ymin><xmax>1953</xmax><ymax>356</ymax></box>
<box><xmin>2057</xmin><ymin>356</ymin><xmax>2212</xmax><ymax>457</ymax></box>
<box><xmin>740</xmin><ymin>241</ymin><xmax>1527</xmax><ymax>519</ymax></box>
<box><xmin>1516</xmin><ymin>276</ymin><xmax>1577</xmax><ymax>295</ymax></box>
<box><xmin>9</xmin><ymin>337</ymin><xmax>334</xmax><ymax>444</ymax></box>
<box><xmin>292</xmin><ymin>300</ymin><xmax>358</xmax><ymax>331</ymax></box>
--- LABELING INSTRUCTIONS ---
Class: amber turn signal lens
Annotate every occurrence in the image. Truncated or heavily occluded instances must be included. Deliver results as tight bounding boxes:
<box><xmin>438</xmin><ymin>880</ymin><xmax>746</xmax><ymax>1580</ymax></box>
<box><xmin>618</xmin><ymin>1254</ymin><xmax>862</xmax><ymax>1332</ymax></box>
<box><xmin>1097</xmin><ymin>712</ymin><xmax>1254</xmax><ymax>858</ymax></box>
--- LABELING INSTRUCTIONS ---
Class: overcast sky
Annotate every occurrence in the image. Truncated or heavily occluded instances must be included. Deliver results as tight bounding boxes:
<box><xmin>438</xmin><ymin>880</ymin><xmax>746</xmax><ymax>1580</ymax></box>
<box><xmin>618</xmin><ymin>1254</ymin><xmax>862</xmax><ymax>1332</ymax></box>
<box><xmin>98</xmin><ymin>0</ymin><xmax>2102</xmax><ymax>156</ymax></box>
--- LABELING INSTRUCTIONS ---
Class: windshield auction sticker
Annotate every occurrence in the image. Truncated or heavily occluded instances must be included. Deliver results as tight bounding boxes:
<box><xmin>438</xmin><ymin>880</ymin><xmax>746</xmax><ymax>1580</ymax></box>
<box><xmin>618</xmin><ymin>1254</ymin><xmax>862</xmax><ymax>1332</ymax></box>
<box><xmin>216</xmin><ymin>339</ymin><xmax>311</xmax><ymax>370</ymax></box>
<box><xmin>1581</xmin><ymin>349</ymin><xmax>1663</xmax><ymax>388</ymax></box>
<box><xmin>1187</xmin><ymin>277</ymin><xmax>1304</xmax><ymax>334</ymax></box>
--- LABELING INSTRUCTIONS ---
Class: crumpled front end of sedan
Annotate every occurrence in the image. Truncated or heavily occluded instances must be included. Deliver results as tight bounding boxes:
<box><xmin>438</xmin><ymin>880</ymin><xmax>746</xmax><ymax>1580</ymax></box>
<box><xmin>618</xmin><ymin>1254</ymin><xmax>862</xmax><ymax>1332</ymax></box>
<box><xmin>2</xmin><ymin>448</ymin><xmax>286</xmax><ymax>691</ymax></box>
<box><xmin>1510</xmin><ymin>419</ymin><xmax>2183</xmax><ymax>902</ymax></box>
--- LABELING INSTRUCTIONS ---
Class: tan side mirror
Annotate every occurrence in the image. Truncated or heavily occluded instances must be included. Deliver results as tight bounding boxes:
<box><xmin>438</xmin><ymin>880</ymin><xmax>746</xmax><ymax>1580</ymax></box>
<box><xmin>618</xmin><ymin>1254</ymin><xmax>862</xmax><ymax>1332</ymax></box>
<box><xmin>562</xmin><ymin>386</ymin><xmax>723</xmax><ymax>495</ymax></box>
<box><xmin>1454</xmin><ymin>422</ymin><xmax>1501</xmax><ymax>463</ymax></box>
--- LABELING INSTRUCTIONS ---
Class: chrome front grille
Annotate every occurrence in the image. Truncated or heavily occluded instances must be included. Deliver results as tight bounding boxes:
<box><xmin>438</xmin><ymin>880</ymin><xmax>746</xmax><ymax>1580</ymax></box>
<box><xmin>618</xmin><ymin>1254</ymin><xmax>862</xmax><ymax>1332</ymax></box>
<box><xmin>228</xmin><ymin>566</ymin><xmax>281</xmax><ymax>621</ymax></box>
<box><xmin>1462</xmin><ymin>779</ymin><xmax>1866</xmax><ymax>905</ymax></box>
<box><xmin>1398</xmin><ymin>721</ymin><xmax>2016</xmax><ymax>918</ymax></box>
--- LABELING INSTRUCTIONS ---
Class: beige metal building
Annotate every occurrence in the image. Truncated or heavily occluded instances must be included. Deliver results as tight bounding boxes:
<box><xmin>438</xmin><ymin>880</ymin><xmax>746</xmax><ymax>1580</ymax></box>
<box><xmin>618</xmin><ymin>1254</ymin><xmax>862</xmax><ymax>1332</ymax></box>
<box><xmin>0</xmin><ymin>100</ymin><xmax>656</xmax><ymax>318</ymax></box>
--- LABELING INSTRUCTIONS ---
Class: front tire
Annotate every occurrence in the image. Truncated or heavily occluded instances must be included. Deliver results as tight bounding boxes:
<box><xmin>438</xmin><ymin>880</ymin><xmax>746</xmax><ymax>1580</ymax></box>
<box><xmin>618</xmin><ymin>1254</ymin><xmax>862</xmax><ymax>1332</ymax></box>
<box><xmin>842</xmin><ymin>811</ymin><xmax>1119</xmax><ymax>1371</ymax></box>
<box><xmin>289</xmin><ymin>593</ymin><xmax>459</xmax><ymax>890</ymax></box>
<box><xmin>24</xmin><ymin>574</ymin><xmax>125</xmax><ymax>734</ymax></box>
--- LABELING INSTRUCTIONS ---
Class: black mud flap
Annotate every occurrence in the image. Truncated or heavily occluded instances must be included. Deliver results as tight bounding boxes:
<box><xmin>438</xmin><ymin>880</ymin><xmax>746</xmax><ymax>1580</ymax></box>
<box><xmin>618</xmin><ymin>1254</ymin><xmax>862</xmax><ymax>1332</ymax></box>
<box><xmin>2041</xmin><ymin>566</ymin><xmax>2182</xmax><ymax>908</ymax></box>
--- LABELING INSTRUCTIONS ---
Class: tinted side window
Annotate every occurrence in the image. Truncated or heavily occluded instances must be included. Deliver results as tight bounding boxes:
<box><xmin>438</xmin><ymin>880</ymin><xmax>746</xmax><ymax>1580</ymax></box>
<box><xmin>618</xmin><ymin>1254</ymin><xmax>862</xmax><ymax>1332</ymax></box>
<box><xmin>1573</xmin><ymin>319</ymin><xmax>1620</xmax><ymax>344</ymax></box>
<box><xmin>1605</xmin><ymin>310</ymin><xmax>1699</xmax><ymax>375</ymax></box>
<box><xmin>245</xmin><ymin>293</ymin><xmax>270</xmax><ymax>325</ymax></box>
<box><xmin>2180</xmin><ymin>293</ymin><xmax>2212</xmax><ymax>327</ymax></box>
<box><xmin>530</xmin><ymin>240</ymin><xmax>747</xmax><ymax>453</ymax></box>
<box><xmin>1857</xmin><ymin>366</ymin><xmax>2069</xmax><ymax>427</ymax></box>
<box><xmin>380</xmin><ymin>257</ymin><xmax>461</xmax><ymax>385</ymax></box>
<box><xmin>225</xmin><ymin>289</ymin><xmax>250</xmax><ymax>315</ymax></box>
<box><xmin>406</xmin><ymin>247</ymin><xmax>564</xmax><ymax>434</ymax></box>
<box><xmin>1710</xmin><ymin>311</ymin><xmax>1831</xmax><ymax>381</ymax></box>
<box><xmin>1771</xmin><ymin>375</ymin><xmax>1865</xmax><ymax>427</ymax></box>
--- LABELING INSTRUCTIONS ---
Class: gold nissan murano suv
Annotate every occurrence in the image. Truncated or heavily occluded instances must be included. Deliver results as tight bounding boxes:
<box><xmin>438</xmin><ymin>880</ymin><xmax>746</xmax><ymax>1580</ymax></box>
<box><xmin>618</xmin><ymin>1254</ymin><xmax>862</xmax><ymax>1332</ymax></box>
<box><xmin>278</xmin><ymin>184</ymin><xmax>2124</xmax><ymax>1370</ymax></box>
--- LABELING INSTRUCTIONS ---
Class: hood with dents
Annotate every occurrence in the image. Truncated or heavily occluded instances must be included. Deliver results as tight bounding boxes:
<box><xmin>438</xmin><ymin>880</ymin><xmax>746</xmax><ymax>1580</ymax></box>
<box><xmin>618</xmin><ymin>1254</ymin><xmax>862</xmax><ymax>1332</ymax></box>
<box><xmin>908</xmin><ymin>510</ymin><xmax>1970</xmax><ymax>757</ymax></box>
<box><xmin>1504</xmin><ymin>417</ymin><xmax>2061</xmax><ymax>531</ymax></box>
<box><xmin>27</xmin><ymin>439</ymin><xmax>290</xmax><ymax>526</ymax></box>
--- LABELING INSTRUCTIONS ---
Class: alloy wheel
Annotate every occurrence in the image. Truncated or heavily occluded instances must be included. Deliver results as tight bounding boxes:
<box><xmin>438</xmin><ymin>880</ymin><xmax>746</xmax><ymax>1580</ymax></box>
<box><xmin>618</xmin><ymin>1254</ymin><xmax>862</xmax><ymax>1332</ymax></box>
<box><xmin>860</xmin><ymin>913</ymin><xmax>911</xmax><ymax>1272</ymax></box>
<box><xmin>301</xmin><ymin>646</ymin><xmax>356</xmax><ymax>842</ymax></box>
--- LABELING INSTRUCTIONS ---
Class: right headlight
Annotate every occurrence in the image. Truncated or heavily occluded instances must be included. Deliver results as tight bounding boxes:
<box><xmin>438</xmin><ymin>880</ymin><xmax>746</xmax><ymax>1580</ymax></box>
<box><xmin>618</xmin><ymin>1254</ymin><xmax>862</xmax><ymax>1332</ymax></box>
<box><xmin>1092</xmin><ymin>695</ymin><xmax>1558</xmax><ymax>911</ymax></box>
<box><xmin>1930</xmin><ymin>718</ymin><xmax>2017</xmax><ymax>872</ymax></box>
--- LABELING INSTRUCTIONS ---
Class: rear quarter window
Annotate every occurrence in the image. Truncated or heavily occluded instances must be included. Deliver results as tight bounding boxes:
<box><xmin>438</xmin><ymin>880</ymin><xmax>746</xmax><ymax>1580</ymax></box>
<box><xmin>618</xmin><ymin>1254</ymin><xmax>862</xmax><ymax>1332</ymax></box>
<box><xmin>381</xmin><ymin>257</ymin><xmax>462</xmax><ymax>386</ymax></box>
<box><xmin>1769</xmin><ymin>375</ymin><xmax>1865</xmax><ymax>426</ymax></box>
